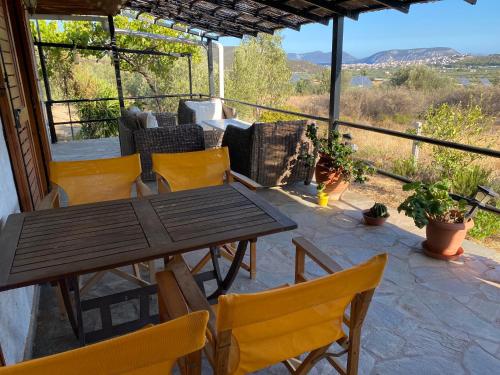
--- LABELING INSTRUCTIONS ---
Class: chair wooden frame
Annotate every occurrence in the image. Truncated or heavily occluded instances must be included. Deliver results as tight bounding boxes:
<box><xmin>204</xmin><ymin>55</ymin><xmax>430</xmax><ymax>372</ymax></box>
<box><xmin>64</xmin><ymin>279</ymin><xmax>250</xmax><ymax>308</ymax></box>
<box><xmin>157</xmin><ymin>237</ymin><xmax>378</xmax><ymax>375</ymax></box>
<box><xmin>37</xmin><ymin>177</ymin><xmax>156</xmax><ymax>304</ymax></box>
<box><xmin>156</xmin><ymin>167</ymin><xmax>261</xmax><ymax>280</ymax></box>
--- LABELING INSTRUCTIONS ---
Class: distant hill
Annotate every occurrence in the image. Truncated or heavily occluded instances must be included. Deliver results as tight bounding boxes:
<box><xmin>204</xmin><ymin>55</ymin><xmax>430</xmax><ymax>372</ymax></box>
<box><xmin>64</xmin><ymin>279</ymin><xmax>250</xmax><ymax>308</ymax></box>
<box><xmin>287</xmin><ymin>51</ymin><xmax>358</xmax><ymax>65</ymax></box>
<box><xmin>217</xmin><ymin>45</ymin><xmax>467</xmax><ymax>73</ymax></box>
<box><xmin>286</xmin><ymin>47</ymin><xmax>463</xmax><ymax>65</ymax></box>
<box><xmin>358</xmin><ymin>47</ymin><xmax>462</xmax><ymax>64</ymax></box>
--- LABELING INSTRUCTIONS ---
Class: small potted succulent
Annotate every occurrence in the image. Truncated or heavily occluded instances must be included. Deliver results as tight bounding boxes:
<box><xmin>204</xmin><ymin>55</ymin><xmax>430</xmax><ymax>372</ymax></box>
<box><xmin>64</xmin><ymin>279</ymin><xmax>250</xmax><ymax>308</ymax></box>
<box><xmin>304</xmin><ymin>124</ymin><xmax>374</xmax><ymax>200</ymax></box>
<box><xmin>398</xmin><ymin>180</ymin><xmax>472</xmax><ymax>260</ymax></box>
<box><xmin>363</xmin><ymin>203</ymin><xmax>389</xmax><ymax>226</ymax></box>
<box><xmin>317</xmin><ymin>183</ymin><xmax>329</xmax><ymax>207</ymax></box>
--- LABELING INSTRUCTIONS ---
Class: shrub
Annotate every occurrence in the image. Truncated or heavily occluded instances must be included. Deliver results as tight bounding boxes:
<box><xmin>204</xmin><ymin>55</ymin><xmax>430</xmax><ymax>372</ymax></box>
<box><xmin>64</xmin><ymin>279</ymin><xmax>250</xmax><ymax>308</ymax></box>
<box><xmin>389</xmin><ymin>66</ymin><xmax>452</xmax><ymax>91</ymax></box>
<box><xmin>468</xmin><ymin>210</ymin><xmax>500</xmax><ymax>240</ymax></box>
<box><xmin>72</xmin><ymin>66</ymin><xmax>120</xmax><ymax>139</ymax></box>
<box><xmin>258</xmin><ymin>106</ymin><xmax>303</xmax><ymax>122</ymax></box>
<box><xmin>392</xmin><ymin>157</ymin><xmax>419</xmax><ymax>179</ymax></box>
<box><xmin>422</xmin><ymin>103</ymin><xmax>492</xmax><ymax>179</ymax></box>
<box><xmin>451</xmin><ymin>165</ymin><xmax>493</xmax><ymax>197</ymax></box>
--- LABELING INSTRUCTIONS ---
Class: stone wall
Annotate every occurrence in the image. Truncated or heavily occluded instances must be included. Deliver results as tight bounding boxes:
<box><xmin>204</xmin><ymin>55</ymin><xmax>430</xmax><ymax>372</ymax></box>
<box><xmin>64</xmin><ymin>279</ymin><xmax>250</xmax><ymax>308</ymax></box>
<box><xmin>0</xmin><ymin>117</ymin><xmax>36</xmax><ymax>364</ymax></box>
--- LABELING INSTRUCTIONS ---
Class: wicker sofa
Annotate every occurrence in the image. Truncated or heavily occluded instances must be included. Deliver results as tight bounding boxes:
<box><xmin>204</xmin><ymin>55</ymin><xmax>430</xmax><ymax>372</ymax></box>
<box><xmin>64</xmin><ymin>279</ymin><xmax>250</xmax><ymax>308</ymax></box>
<box><xmin>118</xmin><ymin>111</ymin><xmax>204</xmax><ymax>181</ymax></box>
<box><xmin>221</xmin><ymin>120</ymin><xmax>315</xmax><ymax>187</ymax></box>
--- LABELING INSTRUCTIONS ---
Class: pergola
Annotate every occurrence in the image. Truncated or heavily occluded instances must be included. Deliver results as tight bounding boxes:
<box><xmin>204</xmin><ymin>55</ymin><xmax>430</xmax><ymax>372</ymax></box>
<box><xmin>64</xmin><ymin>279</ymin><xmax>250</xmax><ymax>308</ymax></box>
<box><xmin>32</xmin><ymin>0</ymin><xmax>478</xmax><ymax>134</ymax></box>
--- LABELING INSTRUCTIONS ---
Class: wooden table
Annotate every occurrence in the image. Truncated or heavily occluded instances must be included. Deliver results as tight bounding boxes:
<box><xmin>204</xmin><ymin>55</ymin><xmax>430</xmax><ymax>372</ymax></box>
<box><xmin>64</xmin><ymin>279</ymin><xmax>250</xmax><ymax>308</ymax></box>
<box><xmin>0</xmin><ymin>183</ymin><xmax>296</xmax><ymax>344</ymax></box>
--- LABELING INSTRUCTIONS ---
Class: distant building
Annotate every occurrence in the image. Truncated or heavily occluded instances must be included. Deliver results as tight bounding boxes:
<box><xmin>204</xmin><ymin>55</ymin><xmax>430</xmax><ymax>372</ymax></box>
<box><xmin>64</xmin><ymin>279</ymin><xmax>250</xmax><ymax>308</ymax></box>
<box><xmin>350</xmin><ymin>75</ymin><xmax>373</xmax><ymax>88</ymax></box>
<box><xmin>479</xmin><ymin>78</ymin><xmax>492</xmax><ymax>87</ymax></box>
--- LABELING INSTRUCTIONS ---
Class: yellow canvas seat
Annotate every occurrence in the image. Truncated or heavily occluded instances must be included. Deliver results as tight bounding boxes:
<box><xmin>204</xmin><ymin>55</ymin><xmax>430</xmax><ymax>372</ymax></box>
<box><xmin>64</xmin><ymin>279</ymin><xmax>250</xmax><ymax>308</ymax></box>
<box><xmin>0</xmin><ymin>311</ymin><xmax>208</xmax><ymax>375</ymax></box>
<box><xmin>46</xmin><ymin>153</ymin><xmax>146</xmax><ymax>206</ymax></box>
<box><xmin>152</xmin><ymin>148</ymin><xmax>231</xmax><ymax>192</ymax></box>
<box><xmin>38</xmin><ymin>154</ymin><xmax>156</xmax><ymax>307</ymax></box>
<box><xmin>152</xmin><ymin>148</ymin><xmax>261</xmax><ymax>279</ymax></box>
<box><xmin>157</xmin><ymin>238</ymin><xmax>387</xmax><ymax>375</ymax></box>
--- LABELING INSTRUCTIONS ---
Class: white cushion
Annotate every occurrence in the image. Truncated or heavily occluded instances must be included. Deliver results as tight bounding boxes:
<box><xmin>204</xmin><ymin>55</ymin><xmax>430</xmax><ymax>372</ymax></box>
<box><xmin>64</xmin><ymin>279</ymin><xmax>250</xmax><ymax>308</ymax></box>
<box><xmin>128</xmin><ymin>106</ymin><xmax>141</xmax><ymax>113</ymax></box>
<box><xmin>185</xmin><ymin>99</ymin><xmax>223</xmax><ymax>122</ymax></box>
<box><xmin>146</xmin><ymin>112</ymin><xmax>158</xmax><ymax>128</ymax></box>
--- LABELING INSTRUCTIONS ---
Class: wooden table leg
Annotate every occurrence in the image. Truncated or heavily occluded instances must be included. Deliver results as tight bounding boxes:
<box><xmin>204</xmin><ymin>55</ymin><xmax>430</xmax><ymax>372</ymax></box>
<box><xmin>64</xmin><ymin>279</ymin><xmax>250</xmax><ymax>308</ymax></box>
<box><xmin>250</xmin><ymin>238</ymin><xmax>257</xmax><ymax>280</ymax></box>
<box><xmin>58</xmin><ymin>278</ymin><xmax>79</xmax><ymax>338</ymax></box>
<box><xmin>71</xmin><ymin>276</ymin><xmax>85</xmax><ymax>346</ymax></box>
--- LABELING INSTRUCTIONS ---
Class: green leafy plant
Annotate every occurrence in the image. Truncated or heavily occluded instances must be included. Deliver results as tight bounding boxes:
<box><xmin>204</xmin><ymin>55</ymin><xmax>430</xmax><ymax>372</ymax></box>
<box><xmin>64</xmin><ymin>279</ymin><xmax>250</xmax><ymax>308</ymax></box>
<box><xmin>422</xmin><ymin>103</ymin><xmax>492</xmax><ymax>179</ymax></box>
<box><xmin>398</xmin><ymin>180</ymin><xmax>467</xmax><ymax>228</ymax></box>
<box><xmin>392</xmin><ymin>157</ymin><xmax>419</xmax><ymax>179</ymax></box>
<box><xmin>304</xmin><ymin>124</ymin><xmax>374</xmax><ymax>183</ymax></box>
<box><xmin>451</xmin><ymin>165</ymin><xmax>492</xmax><ymax>197</ymax></box>
<box><xmin>468</xmin><ymin>210</ymin><xmax>500</xmax><ymax>240</ymax></box>
<box><xmin>317</xmin><ymin>183</ymin><xmax>326</xmax><ymax>193</ymax></box>
<box><xmin>367</xmin><ymin>203</ymin><xmax>389</xmax><ymax>218</ymax></box>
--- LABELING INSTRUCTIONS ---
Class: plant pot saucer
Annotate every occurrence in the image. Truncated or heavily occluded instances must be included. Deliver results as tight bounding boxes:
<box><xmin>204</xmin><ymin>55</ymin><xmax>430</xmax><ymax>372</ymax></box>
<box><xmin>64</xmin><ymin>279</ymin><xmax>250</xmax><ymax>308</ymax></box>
<box><xmin>422</xmin><ymin>241</ymin><xmax>464</xmax><ymax>261</ymax></box>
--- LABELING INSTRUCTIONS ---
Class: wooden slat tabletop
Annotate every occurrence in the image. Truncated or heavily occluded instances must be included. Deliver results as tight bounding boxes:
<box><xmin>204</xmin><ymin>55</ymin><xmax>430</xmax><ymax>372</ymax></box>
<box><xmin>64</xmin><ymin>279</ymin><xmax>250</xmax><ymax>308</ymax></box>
<box><xmin>0</xmin><ymin>183</ymin><xmax>296</xmax><ymax>292</ymax></box>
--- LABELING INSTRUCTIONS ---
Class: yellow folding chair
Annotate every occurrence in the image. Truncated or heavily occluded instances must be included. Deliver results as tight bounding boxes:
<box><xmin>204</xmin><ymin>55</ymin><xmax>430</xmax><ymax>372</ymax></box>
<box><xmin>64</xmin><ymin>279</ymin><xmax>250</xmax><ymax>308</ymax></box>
<box><xmin>0</xmin><ymin>311</ymin><xmax>208</xmax><ymax>375</ymax></box>
<box><xmin>157</xmin><ymin>237</ymin><xmax>387</xmax><ymax>375</ymax></box>
<box><xmin>38</xmin><ymin>154</ymin><xmax>155</xmax><ymax>301</ymax></box>
<box><xmin>152</xmin><ymin>147</ymin><xmax>261</xmax><ymax>279</ymax></box>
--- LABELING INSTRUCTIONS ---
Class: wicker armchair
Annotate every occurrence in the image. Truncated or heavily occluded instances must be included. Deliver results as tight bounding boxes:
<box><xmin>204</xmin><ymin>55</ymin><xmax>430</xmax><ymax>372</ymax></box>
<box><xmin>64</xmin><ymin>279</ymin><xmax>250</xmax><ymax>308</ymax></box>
<box><xmin>118</xmin><ymin>112</ymin><xmax>177</xmax><ymax>156</ymax></box>
<box><xmin>221</xmin><ymin>120</ymin><xmax>315</xmax><ymax>187</ymax></box>
<box><xmin>134</xmin><ymin>124</ymin><xmax>205</xmax><ymax>181</ymax></box>
<box><xmin>177</xmin><ymin>98</ymin><xmax>236</xmax><ymax>125</ymax></box>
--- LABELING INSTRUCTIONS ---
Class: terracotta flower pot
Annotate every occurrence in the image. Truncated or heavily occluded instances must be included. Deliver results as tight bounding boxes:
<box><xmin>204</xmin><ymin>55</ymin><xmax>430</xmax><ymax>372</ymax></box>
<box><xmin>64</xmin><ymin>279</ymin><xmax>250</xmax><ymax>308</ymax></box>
<box><xmin>315</xmin><ymin>154</ymin><xmax>349</xmax><ymax>200</ymax></box>
<box><xmin>424</xmin><ymin>218</ymin><xmax>474</xmax><ymax>259</ymax></box>
<box><xmin>362</xmin><ymin>210</ymin><xmax>389</xmax><ymax>226</ymax></box>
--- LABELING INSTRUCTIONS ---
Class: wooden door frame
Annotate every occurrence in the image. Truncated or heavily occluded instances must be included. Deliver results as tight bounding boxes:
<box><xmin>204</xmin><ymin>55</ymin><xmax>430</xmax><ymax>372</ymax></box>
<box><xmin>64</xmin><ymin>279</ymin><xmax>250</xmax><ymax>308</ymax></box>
<box><xmin>0</xmin><ymin>0</ymin><xmax>50</xmax><ymax>212</ymax></box>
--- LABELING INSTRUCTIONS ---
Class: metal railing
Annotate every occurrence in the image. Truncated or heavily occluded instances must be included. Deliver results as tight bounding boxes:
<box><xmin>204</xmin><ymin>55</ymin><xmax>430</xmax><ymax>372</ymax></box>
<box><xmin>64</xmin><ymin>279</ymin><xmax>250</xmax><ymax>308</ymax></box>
<box><xmin>204</xmin><ymin>95</ymin><xmax>500</xmax><ymax>215</ymax></box>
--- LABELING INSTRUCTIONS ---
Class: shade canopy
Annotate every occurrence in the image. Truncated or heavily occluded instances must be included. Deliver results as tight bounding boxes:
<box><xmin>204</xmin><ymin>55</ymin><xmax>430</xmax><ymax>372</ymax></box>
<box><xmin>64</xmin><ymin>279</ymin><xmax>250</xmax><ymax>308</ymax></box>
<box><xmin>33</xmin><ymin>0</ymin><xmax>477</xmax><ymax>38</ymax></box>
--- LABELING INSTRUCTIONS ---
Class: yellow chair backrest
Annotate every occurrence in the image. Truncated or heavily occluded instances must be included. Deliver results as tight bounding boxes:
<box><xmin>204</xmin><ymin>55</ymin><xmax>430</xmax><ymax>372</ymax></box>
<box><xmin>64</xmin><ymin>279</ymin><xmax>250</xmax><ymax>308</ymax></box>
<box><xmin>49</xmin><ymin>154</ymin><xmax>142</xmax><ymax>206</ymax></box>
<box><xmin>152</xmin><ymin>147</ymin><xmax>230</xmax><ymax>192</ymax></box>
<box><xmin>216</xmin><ymin>254</ymin><xmax>387</xmax><ymax>374</ymax></box>
<box><xmin>0</xmin><ymin>311</ymin><xmax>208</xmax><ymax>375</ymax></box>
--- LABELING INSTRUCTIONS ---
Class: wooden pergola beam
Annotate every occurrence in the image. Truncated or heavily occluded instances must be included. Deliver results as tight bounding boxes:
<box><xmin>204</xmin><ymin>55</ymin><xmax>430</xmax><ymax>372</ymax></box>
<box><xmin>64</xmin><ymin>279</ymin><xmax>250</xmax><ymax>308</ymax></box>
<box><xmin>208</xmin><ymin>0</ymin><xmax>302</xmax><ymax>31</ymax></box>
<box><xmin>253</xmin><ymin>0</ymin><xmax>330</xmax><ymax>25</ymax></box>
<box><xmin>372</xmin><ymin>0</ymin><xmax>410</xmax><ymax>13</ymax></box>
<box><xmin>302</xmin><ymin>0</ymin><xmax>359</xmax><ymax>20</ymax></box>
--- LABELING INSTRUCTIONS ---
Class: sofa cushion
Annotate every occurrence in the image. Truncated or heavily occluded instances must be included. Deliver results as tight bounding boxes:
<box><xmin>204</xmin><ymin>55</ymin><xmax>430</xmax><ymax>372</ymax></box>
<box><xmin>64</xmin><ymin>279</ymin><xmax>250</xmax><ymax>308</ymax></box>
<box><xmin>185</xmin><ymin>99</ymin><xmax>223</xmax><ymax>122</ymax></box>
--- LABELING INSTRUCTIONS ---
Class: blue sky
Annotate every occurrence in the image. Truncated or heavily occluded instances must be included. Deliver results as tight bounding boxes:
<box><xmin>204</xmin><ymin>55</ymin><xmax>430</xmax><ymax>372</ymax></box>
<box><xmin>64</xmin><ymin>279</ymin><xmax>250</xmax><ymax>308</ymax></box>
<box><xmin>220</xmin><ymin>0</ymin><xmax>500</xmax><ymax>58</ymax></box>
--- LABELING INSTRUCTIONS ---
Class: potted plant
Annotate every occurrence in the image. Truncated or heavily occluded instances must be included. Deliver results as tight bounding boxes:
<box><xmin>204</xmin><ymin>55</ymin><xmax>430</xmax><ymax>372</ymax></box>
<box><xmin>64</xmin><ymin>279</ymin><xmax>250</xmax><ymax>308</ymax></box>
<box><xmin>398</xmin><ymin>180</ymin><xmax>472</xmax><ymax>260</ymax></box>
<box><xmin>317</xmin><ymin>183</ymin><xmax>329</xmax><ymax>207</ymax></box>
<box><xmin>363</xmin><ymin>203</ymin><xmax>390</xmax><ymax>226</ymax></box>
<box><xmin>304</xmin><ymin>124</ymin><xmax>373</xmax><ymax>200</ymax></box>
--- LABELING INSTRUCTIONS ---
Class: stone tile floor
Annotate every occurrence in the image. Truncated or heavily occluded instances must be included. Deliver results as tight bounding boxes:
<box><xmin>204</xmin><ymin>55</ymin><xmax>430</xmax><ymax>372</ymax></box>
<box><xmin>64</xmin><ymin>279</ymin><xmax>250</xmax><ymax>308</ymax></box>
<box><xmin>35</xmin><ymin>138</ymin><xmax>500</xmax><ymax>374</ymax></box>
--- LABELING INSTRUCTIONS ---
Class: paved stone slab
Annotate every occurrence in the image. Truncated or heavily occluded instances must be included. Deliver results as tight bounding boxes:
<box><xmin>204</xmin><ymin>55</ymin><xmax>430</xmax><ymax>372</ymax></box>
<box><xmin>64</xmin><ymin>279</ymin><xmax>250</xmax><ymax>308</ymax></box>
<box><xmin>29</xmin><ymin>143</ymin><xmax>500</xmax><ymax>373</ymax></box>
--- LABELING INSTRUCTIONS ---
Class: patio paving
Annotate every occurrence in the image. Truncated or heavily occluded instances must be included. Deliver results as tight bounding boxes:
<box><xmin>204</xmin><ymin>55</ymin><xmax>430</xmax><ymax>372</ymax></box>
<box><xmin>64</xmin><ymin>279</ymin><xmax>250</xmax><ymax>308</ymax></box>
<box><xmin>34</xmin><ymin>138</ymin><xmax>500</xmax><ymax>374</ymax></box>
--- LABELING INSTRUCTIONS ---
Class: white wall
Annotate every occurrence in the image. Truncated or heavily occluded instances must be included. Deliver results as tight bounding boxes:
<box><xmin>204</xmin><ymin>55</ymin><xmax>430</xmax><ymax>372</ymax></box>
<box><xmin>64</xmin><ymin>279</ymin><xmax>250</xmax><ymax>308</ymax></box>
<box><xmin>0</xmin><ymin>117</ymin><xmax>36</xmax><ymax>364</ymax></box>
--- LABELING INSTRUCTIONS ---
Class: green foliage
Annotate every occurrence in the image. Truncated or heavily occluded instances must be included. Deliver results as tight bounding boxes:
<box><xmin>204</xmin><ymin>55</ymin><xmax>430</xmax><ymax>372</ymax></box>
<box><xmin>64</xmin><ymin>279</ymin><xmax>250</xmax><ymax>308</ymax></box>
<box><xmin>31</xmin><ymin>17</ymin><xmax>203</xmax><ymax>113</ymax></box>
<box><xmin>392</xmin><ymin>157</ymin><xmax>419</xmax><ymax>179</ymax></box>
<box><xmin>389</xmin><ymin>65</ymin><xmax>451</xmax><ymax>91</ymax></box>
<box><xmin>398</xmin><ymin>180</ymin><xmax>467</xmax><ymax>228</ymax></box>
<box><xmin>369</xmin><ymin>203</ymin><xmax>389</xmax><ymax>218</ymax></box>
<box><xmin>72</xmin><ymin>66</ymin><xmax>120</xmax><ymax>139</ymax></box>
<box><xmin>294</xmin><ymin>68</ymin><xmax>351</xmax><ymax>96</ymax></box>
<box><xmin>468</xmin><ymin>210</ymin><xmax>500</xmax><ymax>240</ymax></box>
<box><xmin>422</xmin><ymin>103</ymin><xmax>491</xmax><ymax>179</ymax></box>
<box><xmin>451</xmin><ymin>165</ymin><xmax>493</xmax><ymax>197</ymax></box>
<box><xmin>317</xmin><ymin>183</ymin><xmax>326</xmax><ymax>192</ymax></box>
<box><xmin>226</xmin><ymin>34</ymin><xmax>292</xmax><ymax>119</ymax></box>
<box><xmin>257</xmin><ymin>106</ymin><xmax>303</xmax><ymax>122</ymax></box>
<box><xmin>305</xmin><ymin>124</ymin><xmax>374</xmax><ymax>183</ymax></box>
